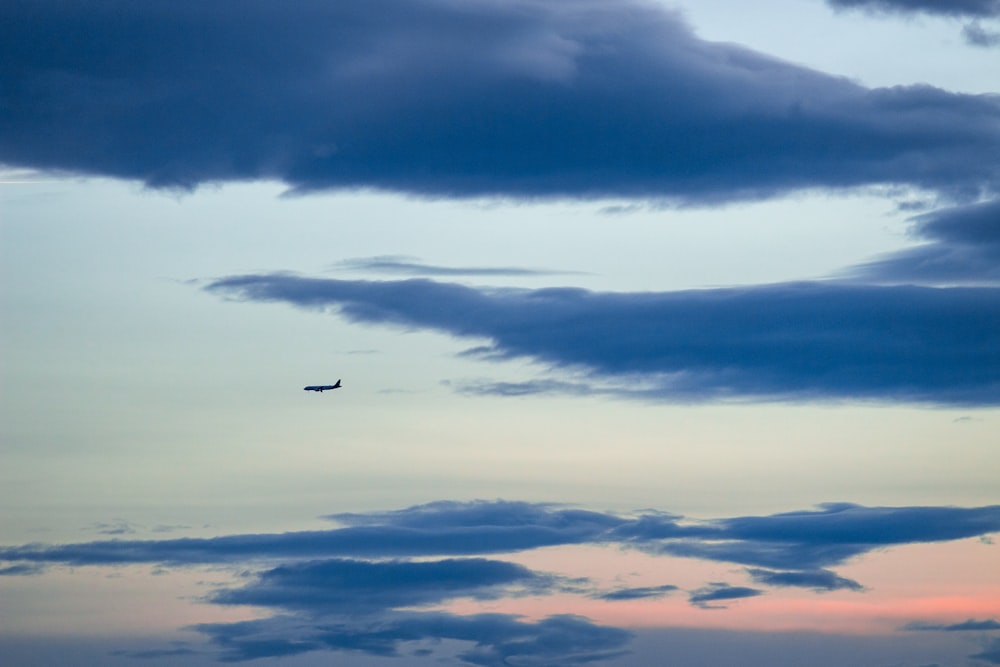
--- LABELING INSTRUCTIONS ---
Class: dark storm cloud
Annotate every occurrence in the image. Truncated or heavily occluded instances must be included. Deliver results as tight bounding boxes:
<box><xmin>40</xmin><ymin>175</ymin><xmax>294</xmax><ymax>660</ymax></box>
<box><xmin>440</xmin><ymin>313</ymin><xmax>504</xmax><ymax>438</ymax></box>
<box><xmin>205</xmin><ymin>274</ymin><xmax>1000</xmax><ymax>406</ymax></box>
<box><xmin>745</xmin><ymin>568</ymin><xmax>864</xmax><ymax>591</ymax></box>
<box><xmin>826</xmin><ymin>0</ymin><xmax>1000</xmax><ymax>17</ymax></box>
<box><xmin>3</xmin><ymin>0</ymin><xmax>1000</xmax><ymax>202</ymax></box>
<box><xmin>688</xmin><ymin>583</ymin><xmax>763</xmax><ymax>609</ymax></box>
<box><xmin>847</xmin><ymin>199</ymin><xmax>1000</xmax><ymax>285</ymax></box>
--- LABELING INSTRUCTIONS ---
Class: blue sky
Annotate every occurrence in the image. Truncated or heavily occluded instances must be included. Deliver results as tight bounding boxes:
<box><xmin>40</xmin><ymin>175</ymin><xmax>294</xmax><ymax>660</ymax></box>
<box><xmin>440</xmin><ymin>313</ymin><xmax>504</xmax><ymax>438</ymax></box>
<box><xmin>1</xmin><ymin>1</ymin><xmax>999</xmax><ymax>666</ymax></box>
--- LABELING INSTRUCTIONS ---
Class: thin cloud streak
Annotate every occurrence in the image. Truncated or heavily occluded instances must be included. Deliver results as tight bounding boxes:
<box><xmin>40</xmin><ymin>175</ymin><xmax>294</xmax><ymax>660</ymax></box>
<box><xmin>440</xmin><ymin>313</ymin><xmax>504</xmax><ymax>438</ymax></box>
<box><xmin>334</xmin><ymin>256</ymin><xmax>577</xmax><ymax>278</ymax></box>
<box><xmin>825</xmin><ymin>0</ymin><xmax>1000</xmax><ymax>48</ymax></box>
<box><xmin>594</xmin><ymin>584</ymin><xmax>679</xmax><ymax>601</ymax></box>
<box><xmin>745</xmin><ymin>568</ymin><xmax>864</xmax><ymax>592</ymax></box>
<box><xmin>688</xmin><ymin>583</ymin><xmax>764</xmax><ymax>609</ymax></box>
<box><xmin>3</xmin><ymin>0</ymin><xmax>1000</xmax><ymax>201</ymax></box>
<box><xmin>904</xmin><ymin>618</ymin><xmax>1000</xmax><ymax>631</ymax></box>
<box><xmin>826</xmin><ymin>0</ymin><xmax>1000</xmax><ymax>18</ymax></box>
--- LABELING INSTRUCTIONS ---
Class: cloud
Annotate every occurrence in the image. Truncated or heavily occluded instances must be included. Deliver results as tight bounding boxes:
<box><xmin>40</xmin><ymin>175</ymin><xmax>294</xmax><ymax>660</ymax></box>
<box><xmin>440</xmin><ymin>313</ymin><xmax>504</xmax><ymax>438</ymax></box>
<box><xmin>972</xmin><ymin>638</ymin><xmax>1000</xmax><ymax>664</ymax></box>
<box><xmin>3</xmin><ymin>0</ymin><xmax>1000</xmax><ymax>202</ymax></box>
<box><xmin>0</xmin><ymin>500</ymin><xmax>625</xmax><ymax>566</ymax></box>
<box><xmin>334</xmin><ymin>256</ymin><xmax>575</xmax><ymax>278</ymax></box>
<box><xmin>745</xmin><ymin>568</ymin><xmax>864</xmax><ymax>591</ymax></box>
<box><xmin>825</xmin><ymin>0</ymin><xmax>1000</xmax><ymax>48</ymax></box>
<box><xmin>454</xmin><ymin>378</ymin><xmax>603</xmax><ymax>398</ymax></box>
<box><xmin>205</xmin><ymin>274</ymin><xmax>1000</xmax><ymax>406</ymax></box>
<box><xmin>90</xmin><ymin>519</ymin><xmax>140</xmax><ymax>536</ymax></box>
<box><xmin>825</xmin><ymin>0</ymin><xmax>1000</xmax><ymax>18</ymax></box>
<box><xmin>193</xmin><ymin>612</ymin><xmax>632</xmax><ymax>665</ymax></box>
<box><xmin>4</xmin><ymin>500</ymin><xmax>997</xmax><ymax>584</ymax></box>
<box><xmin>846</xmin><ymin>199</ymin><xmax>1000</xmax><ymax>286</ymax></box>
<box><xmin>964</xmin><ymin>21</ymin><xmax>1000</xmax><ymax>46</ymax></box>
<box><xmin>688</xmin><ymin>583</ymin><xmax>764</xmax><ymax>609</ymax></box>
<box><xmin>3</xmin><ymin>500</ymin><xmax>998</xmax><ymax>663</ymax></box>
<box><xmin>209</xmin><ymin>557</ymin><xmax>559</xmax><ymax>615</ymax></box>
<box><xmin>595</xmin><ymin>584</ymin><xmax>679</xmax><ymax>601</ymax></box>
<box><xmin>0</xmin><ymin>563</ymin><xmax>45</xmax><ymax>576</ymax></box>
<box><xmin>614</xmin><ymin>502</ymin><xmax>1000</xmax><ymax>570</ymax></box>
<box><xmin>110</xmin><ymin>647</ymin><xmax>201</xmax><ymax>660</ymax></box>
<box><xmin>905</xmin><ymin>619</ymin><xmax>1000</xmax><ymax>631</ymax></box>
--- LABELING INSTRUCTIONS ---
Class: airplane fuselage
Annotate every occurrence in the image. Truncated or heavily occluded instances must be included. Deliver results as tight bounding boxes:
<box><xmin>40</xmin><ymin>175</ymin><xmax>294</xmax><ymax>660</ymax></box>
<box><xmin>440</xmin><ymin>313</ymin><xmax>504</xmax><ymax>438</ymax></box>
<box><xmin>304</xmin><ymin>380</ymin><xmax>342</xmax><ymax>392</ymax></box>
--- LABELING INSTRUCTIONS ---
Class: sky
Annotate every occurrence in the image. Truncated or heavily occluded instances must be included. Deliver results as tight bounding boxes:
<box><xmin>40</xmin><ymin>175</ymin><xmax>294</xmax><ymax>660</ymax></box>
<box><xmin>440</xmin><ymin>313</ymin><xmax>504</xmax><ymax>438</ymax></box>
<box><xmin>1</xmin><ymin>0</ymin><xmax>999</xmax><ymax>665</ymax></box>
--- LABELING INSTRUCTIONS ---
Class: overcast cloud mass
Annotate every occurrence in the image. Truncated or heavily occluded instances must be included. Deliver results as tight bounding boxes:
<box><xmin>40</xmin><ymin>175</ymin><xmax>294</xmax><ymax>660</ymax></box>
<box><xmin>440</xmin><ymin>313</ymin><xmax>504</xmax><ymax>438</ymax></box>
<box><xmin>3</xmin><ymin>0</ymin><xmax>1000</xmax><ymax>201</ymax></box>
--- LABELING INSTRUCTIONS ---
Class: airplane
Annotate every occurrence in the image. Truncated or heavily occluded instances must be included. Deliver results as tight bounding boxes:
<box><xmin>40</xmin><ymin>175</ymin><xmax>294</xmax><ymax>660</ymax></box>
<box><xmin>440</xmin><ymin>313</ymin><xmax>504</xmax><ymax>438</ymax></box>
<box><xmin>304</xmin><ymin>380</ymin><xmax>342</xmax><ymax>392</ymax></box>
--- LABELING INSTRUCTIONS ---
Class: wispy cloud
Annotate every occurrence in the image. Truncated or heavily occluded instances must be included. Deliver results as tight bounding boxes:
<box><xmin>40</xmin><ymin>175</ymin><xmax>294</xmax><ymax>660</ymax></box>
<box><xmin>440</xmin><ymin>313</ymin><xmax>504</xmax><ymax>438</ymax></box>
<box><xmin>334</xmin><ymin>256</ymin><xmax>577</xmax><ymax>278</ymax></box>
<box><xmin>964</xmin><ymin>20</ymin><xmax>1000</xmax><ymax>46</ymax></box>
<box><xmin>594</xmin><ymin>584</ymin><xmax>679</xmax><ymax>601</ymax></box>
<box><xmin>688</xmin><ymin>583</ymin><xmax>764</xmax><ymax>609</ymax></box>
<box><xmin>826</xmin><ymin>0</ymin><xmax>1000</xmax><ymax>19</ymax></box>
<box><xmin>746</xmin><ymin>568</ymin><xmax>864</xmax><ymax>592</ymax></box>
<box><xmin>624</xmin><ymin>503</ymin><xmax>1000</xmax><ymax>570</ymax></box>
<box><xmin>825</xmin><ymin>0</ymin><xmax>1000</xmax><ymax>49</ymax></box>
<box><xmin>903</xmin><ymin>618</ymin><xmax>1000</xmax><ymax>631</ymax></box>
<box><xmin>0</xmin><ymin>563</ymin><xmax>45</xmax><ymax>576</ymax></box>
<box><xmin>205</xmin><ymin>274</ymin><xmax>1000</xmax><ymax>406</ymax></box>
<box><xmin>844</xmin><ymin>199</ymin><xmax>1000</xmax><ymax>286</ymax></box>
<box><xmin>3</xmin><ymin>0</ymin><xmax>999</xmax><ymax>201</ymax></box>
<box><xmin>89</xmin><ymin>519</ymin><xmax>140</xmax><ymax>536</ymax></box>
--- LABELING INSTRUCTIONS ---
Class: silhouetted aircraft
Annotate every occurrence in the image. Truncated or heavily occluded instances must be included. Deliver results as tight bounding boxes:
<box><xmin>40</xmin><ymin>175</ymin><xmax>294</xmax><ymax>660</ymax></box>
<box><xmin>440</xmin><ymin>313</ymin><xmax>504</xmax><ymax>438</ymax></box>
<box><xmin>304</xmin><ymin>380</ymin><xmax>342</xmax><ymax>392</ymax></box>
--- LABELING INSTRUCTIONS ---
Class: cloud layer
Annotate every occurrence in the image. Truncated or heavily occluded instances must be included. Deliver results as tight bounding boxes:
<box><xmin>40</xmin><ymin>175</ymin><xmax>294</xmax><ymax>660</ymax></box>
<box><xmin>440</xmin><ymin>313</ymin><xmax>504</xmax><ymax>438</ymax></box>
<box><xmin>3</xmin><ymin>500</ymin><xmax>997</xmax><ymax>663</ymax></box>
<box><xmin>205</xmin><ymin>273</ymin><xmax>1000</xmax><ymax>406</ymax></box>
<box><xmin>3</xmin><ymin>0</ymin><xmax>1000</xmax><ymax>201</ymax></box>
<box><xmin>4</xmin><ymin>501</ymin><xmax>998</xmax><ymax>581</ymax></box>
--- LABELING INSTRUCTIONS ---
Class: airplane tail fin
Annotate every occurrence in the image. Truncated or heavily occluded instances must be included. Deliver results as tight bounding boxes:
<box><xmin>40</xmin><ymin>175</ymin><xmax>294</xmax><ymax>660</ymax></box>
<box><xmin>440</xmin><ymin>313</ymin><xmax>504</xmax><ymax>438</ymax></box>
<box><xmin>334</xmin><ymin>379</ymin><xmax>342</xmax><ymax>388</ymax></box>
